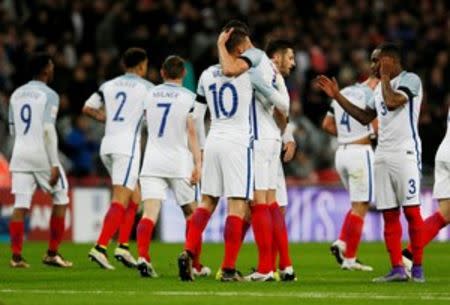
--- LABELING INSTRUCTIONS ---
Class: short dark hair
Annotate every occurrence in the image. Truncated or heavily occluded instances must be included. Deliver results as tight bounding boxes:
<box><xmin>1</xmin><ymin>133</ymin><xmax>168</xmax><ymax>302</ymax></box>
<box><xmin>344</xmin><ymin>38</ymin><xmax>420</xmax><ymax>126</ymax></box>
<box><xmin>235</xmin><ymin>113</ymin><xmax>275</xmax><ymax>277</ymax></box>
<box><xmin>29</xmin><ymin>53</ymin><xmax>52</xmax><ymax>78</ymax></box>
<box><xmin>122</xmin><ymin>47</ymin><xmax>147</xmax><ymax>68</ymax></box>
<box><xmin>225</xmin><ymin>28</ymin><xmax>249</xmax><ymax>53</ymax></box>
<box><xmin>222</xmin><ymin>20</ymin><xmax>250</xmax><ymax>35</ymax></box>
<box><xmin>377</xmin><ymin>42</ymin><xmax>402</xmax><ymax>60</ymax></box>
<box><xmin>265</xmin><ymin>39</ymin><xmax>294</xmax><ymax>58</ymax></box>
<box><xmin>162</xmin><ymin>55</ymin><xmax>185</xmax><ymax>79</ymax></box>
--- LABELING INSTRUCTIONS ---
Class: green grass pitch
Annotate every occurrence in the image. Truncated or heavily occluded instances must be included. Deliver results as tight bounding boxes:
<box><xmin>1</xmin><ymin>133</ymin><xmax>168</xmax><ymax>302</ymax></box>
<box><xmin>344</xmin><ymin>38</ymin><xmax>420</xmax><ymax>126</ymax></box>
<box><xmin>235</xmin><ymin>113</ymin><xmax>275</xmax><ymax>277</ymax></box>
<box><xmin>0</xmin><ymin>242</ymin><xmax>449</xmax><ymax>305</ymax></box>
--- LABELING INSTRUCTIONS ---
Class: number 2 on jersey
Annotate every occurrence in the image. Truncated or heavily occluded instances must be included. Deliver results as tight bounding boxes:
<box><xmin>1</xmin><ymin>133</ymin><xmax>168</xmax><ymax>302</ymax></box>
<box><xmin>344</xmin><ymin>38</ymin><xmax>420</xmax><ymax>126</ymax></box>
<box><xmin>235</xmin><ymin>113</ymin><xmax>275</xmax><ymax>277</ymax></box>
<box><xmin>208</xmin><ymin>83</ymin><xmax>238</xmax><ymax>119</ymax></box>
<box><xmin>113</xmin><ymin>91</ymin><xmax>126</xmax><ymax>121</ymax></box>
<box><xmin>340</xmin><ymin>112</ymin><xmax>351</xmax><ymax>132</ymax></box>
<box><xmin>157</xmin><ymin>103</ymin><xmax>172</xmax><ymax>137</ymax></box>
<box><xmin>20</xmin><ymin>104</ymin><xmax>32</xmax><ymax>134</ymax></box>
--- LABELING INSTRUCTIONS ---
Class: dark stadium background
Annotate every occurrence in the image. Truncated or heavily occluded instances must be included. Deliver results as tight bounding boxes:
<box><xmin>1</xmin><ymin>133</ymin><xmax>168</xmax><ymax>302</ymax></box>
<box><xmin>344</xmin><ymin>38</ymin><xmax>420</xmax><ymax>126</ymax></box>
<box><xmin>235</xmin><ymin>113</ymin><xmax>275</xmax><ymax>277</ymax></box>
<box><xmin>0</xmin><ymin>0</ymin><xmax>449</xmax><ymax>185</ymax></box>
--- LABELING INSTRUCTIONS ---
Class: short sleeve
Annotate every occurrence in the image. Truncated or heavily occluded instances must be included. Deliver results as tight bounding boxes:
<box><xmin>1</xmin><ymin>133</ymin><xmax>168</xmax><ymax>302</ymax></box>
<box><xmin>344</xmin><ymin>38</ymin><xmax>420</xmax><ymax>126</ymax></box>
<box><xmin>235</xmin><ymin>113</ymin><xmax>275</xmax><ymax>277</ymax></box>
<box><xmin>397</xmin><ymin>72</ymin><xmax>421</xmax><ymax>101</ymax></box>
<box><xmin>240</xmin><ymin>48</ymin><xmax>264</xmax><ymax>68</ymax></box>
<box><xmin>44</xmin><ymin>91</ymin><xmax>60</xmax><ymax>124</ymax></box>
<box><xmin>249</xmin><ymin>69</ymin><xmax>276</xmax><ymax>98</ymax></box>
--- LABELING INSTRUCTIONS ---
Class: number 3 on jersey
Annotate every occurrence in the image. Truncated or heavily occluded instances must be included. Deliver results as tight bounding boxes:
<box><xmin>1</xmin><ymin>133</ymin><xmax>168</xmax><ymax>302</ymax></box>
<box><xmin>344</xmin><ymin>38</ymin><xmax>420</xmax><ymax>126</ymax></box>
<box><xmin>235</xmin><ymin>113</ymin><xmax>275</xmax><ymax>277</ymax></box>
<box><xmin>208</xmin><ymin>83</ymin><xmax>238</xmax><ymax>119</ymax></box>
<box><xmin>340</xmin><ymin>112</ymin><xmax>351</xmax><ymax>132</ymax></box>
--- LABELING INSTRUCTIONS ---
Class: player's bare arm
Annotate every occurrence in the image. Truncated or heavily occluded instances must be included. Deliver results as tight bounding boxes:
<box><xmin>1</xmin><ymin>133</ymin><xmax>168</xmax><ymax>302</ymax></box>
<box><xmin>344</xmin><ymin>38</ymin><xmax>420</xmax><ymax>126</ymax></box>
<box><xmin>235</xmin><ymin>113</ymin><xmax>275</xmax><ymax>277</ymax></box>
<box><xmin>315</xmin><ymin>75</ymin><xmax>376</xmax><ymax>125</ymax></box>
<box><xmin>187</xmin><ymin>116</ymin><xmax>202</xmax><ymax>185</ymax></box>
<box><xmin>82</xmin><ymin>105</ymin><xmax>106</xmax><ymax>122</ymax></box>
<box><xmin>217</xmin><ymin>28</ymin><xmax>250</xmax><ymax>76</ymax></box>
<box><xmin>379</xmin><ymin>57</ymin><xmax>408</xmax><ymax>110</ymax></box>
<box><xmin>321</xmin><ymin>115</ymin><xmax>338</xmax><ymax>136</ymax></box>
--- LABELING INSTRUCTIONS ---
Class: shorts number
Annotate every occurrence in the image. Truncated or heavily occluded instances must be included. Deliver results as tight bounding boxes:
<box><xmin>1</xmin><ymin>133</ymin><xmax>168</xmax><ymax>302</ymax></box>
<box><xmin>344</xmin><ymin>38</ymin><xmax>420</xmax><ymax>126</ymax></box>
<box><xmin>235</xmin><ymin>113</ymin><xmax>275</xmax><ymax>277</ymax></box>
<box><xmin>208</xmin><ymin>83</ymin><xmax>238</xmax><ymax>119</ymax></box>
<box><xmin>20</xmin><ymin>104</ymin><xmax>32</xmax><ymax>134</ymax></box>
<box><xmin>380</xmin><ymin>100</ymin><xmax>388</xmax><ymax>116</ymax></box>
<box><xmin>113</xmin><ymin>91</ymin><xmax>126</xmax><ymax>121</ymax></box>
<box><xmin>340</xmin><ymin>112</ymin><xmax>351</xmax><ymax>132</ymax></box>
<box><xmin>156</xmin><ymin>103</ymin><xmax>172</xmax><ymax>137</ymax></box>
<box><xmin>408</xmin><ymin>179</ymin><xmax>416</xmax><ymax>194</ymax></box>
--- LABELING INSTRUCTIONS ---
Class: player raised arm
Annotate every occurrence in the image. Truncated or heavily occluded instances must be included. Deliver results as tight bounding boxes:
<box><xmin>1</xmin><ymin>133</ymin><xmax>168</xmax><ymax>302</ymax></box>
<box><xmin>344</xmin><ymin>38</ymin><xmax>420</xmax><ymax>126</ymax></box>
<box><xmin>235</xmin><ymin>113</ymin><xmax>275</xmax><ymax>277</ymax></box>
<box><xmin>315</xmin><ymin>75</ymin><xmax>376</xmax><ymax>125</ymax></box>
<box><xmin>217</xmin><ymin>28</ymin><xmax>251</xmax><ymax>77</ymax></box>
<box><xmin>379</xmin><ymin>57</ymin><xmax>416</xmax><ymax>110</ymax></box>
<box><xmin>82</xmin><ymin>91</ymin><xmax>106</xmax><ymax>122</ymax></box>
<box><xmin>187</xmin><ymin>114</ymin><xmax>202</xmax><ymax>185</ymax></box>
<box><xmin>251</xmin><ymin>71</ymin><xmax>290</xmax><ymax>116</ymax></box>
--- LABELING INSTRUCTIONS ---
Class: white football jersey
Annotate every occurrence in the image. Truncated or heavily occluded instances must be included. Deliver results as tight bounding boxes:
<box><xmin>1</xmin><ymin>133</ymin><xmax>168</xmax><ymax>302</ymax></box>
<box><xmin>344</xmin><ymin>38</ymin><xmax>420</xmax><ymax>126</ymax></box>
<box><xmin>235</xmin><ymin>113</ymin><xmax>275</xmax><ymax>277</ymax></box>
<box><xmin>9</xmin><ymin>80</ymin><xmax>59</xmax><ymax>171</ymax></box>
<box><xmin>241</xmin><ymin>48</ymin><xmax>282</xmax><ymax>141</ymax></box>
<box><xmin>197</xmin><ymin>64</ymin><xmax>254</xmax><ymax>147</ymax></box>
<box><xmin>140</xmin><ymin>83</ymin><xmax>196</xmax><ymax>178</ymax></box>
<box><xmin>435</xmin><ymin>107</ymin><xmax>450</xmax><ymax>162</ymax></box>
<box><xmin>89</xmin><ymin>73</ymin><xmax>154</xmax><ymax>156</ymax></box>
<box><xmin>368</xmin><ymin>71</ymin><xmax>422</xmax><ymax>158</ymax></box>
<box><xmin>328</xmin><ymin>83</ymin><xmax>374</xmax><ymax>144</ymax></box>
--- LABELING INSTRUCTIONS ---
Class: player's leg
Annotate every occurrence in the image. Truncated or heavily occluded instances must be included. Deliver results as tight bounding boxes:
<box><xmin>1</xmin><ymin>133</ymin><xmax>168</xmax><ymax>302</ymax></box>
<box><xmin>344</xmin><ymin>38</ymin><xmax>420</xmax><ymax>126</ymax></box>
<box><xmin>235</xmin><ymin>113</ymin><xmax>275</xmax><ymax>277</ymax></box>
<box><xmin>89</xmin><ymin>154</ymin><xmax>136</xmax><ymax>269</ymax></box>
<box><xmin>340</xmin><ymin>147</ymin><xmax>373</xmax><ymax>271</ymax></box>
<box><xmin>330</xmin><ymin>146</ymin><xmax>351</xmax><ymax>264</ymax></box>
<box><xmin>115</xmin><ymin>184</ymin><xmax>140</xmax><ymax>268</ymax></box>
<box><xmin>179</xmin><ymin>194</ymin><xmax>218</xmax><ymax>281</ymax></box>
<box><xmin>41</xmin><ymin>167</ymin><xmax>72</xmax><ymax>267</ymax></box>
<box><xmin>372</xmin><ymin>155</ymin><xmax>408</xmax><ymax>282</ymax></box>
<box><xmin>393</xmin><ymin>153</ymin><xmax>424</xmax><ymax>282</ymax></box>
<box><xmin>9</xmin><ymin>172</ymin><xmax>36</xmax><ymax>268</ymax></box>
<box><xmin>219</xmin><ymin>197</ymin><xmax>247</xmax><ymax>281</ymax></box>
<box><xmin>403</xmin><ymin>161</ymin><xmax>450</xmax><ymax>269</ymax></box>
<box><xmin>250</xmin><ymin>140</ymin><xmax>274</xmax><ymax>279</ymax></box>
<box><xmin>270</xmin><ymin>158</ymin><xmax>296</xmax><ymax>281</ymax></box>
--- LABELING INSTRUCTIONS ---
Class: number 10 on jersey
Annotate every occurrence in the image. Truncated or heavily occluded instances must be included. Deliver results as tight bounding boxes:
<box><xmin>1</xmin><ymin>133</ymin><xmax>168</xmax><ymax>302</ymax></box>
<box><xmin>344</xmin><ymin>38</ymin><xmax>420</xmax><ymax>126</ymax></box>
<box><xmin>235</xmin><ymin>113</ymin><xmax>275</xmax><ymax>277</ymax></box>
<box><xmin>208</xmin><ymin>83</ymin><xmax>238</xmax><ymax>119</ymax></box>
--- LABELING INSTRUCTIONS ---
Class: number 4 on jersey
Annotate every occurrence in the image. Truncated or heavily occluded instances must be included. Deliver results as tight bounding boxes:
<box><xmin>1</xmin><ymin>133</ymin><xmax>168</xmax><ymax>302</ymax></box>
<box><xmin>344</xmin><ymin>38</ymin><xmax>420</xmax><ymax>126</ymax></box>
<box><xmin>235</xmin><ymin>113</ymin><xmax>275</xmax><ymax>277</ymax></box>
<box><xmin>340</xmin><ymin>112</ymin><xmax>351</xmax><ymax>132</ymax></box>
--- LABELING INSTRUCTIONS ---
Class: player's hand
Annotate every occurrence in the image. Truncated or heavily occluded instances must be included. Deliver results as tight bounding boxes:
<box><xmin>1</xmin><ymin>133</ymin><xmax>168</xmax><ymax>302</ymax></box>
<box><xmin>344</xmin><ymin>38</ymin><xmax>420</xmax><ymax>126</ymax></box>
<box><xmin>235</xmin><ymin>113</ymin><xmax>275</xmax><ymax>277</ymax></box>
<box><xmin>190</xmin><ymin>165</ymin><xmax>201</xmax><ymax>185</ymax></box>
<box><xmin>217</xmin><ymin>28</ymin><xmax>234</xmax><ymax>46</ymax></box>
<box><xmin>315</xmin><ymin>75</ymin><xmax>340</xmax><ymax>99</ymax></box>
<box><xmin>49</xmin><ymin>166</ymin><xmax>60</xmax><ymax>187</ymax></box>
<box><xmin>283</xmin><ymin>141</ymin><xmax>296</xmax><ymax>162</ymax></box>
<box><xmin>379</xmin><ymin>57</ymin><xmax>394</xmax><ymax>80</ymax></box>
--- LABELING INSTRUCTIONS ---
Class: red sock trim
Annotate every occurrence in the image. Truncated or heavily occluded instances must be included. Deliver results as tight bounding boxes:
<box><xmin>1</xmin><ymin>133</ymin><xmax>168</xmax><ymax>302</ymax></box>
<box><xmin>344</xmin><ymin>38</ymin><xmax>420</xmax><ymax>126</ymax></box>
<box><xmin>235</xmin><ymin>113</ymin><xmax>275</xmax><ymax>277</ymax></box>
<box><xmin>137</xmin><ymin>218</ymin><xmax>154</xmax><ymax>261</ymax></box>
<box><xmin>383</xmin><ymin>209</ymin><xmax>403</xmax><ymax>267</ymax></box>
<box><xmin>97</xmin><ymin>202</ymin><xmax>126</xmax><ymax>247</ymax></box>
<box><xmin>48</xmin><ymin>215</ymin><xmax>65</xmax><ymax>252</ymax></box>
<box><xmin>344</xmin><ymin>213</ymin><xmax>364</xmax><ymax>259</ymax></box>
<box><xmin>404</xmin><ymin>206</ymin><xmax>424</xmax><ymax>265</ymax></box>
<box><xmin>251</xmin><ymin>204</ymin><xmax>273</xmax><ymax>273</ymax></box>
<box><xmin>10</xmin><ymin>221</ymin><xmax>24</xmax><ymax>255</ymax></box>
<box><xmin>185</xmin><ymin>207</ymin><xmax>211</xmax><ymax>255</ymax></box>
<box><xmin>118</xmin><ymin>200</ymin><xmax>139</xmax><ymax>244</ymax></box>
<box><xmin>222</xmin><ymin>215</ymin><xmax>244</xmax><ymax>270</ymax></box>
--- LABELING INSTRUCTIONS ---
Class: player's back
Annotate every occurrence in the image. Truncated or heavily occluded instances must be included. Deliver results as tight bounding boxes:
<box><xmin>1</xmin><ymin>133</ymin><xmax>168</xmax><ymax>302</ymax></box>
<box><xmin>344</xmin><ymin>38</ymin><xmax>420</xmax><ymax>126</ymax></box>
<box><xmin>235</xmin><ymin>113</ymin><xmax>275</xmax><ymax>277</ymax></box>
<box><xmin>141</xmin><ymin>83</ymin><xmax>196</xmax><ymax>178</ymax></box>
<box><xmin>9</xmin><ymin>81</ymin><xmax>58</xmax><ymax>171</ymax></box>
<box><xmin>100</xmin><ymin>73</ymin><xmax>153</xmax><ymax>156</ymax></box>
<box><xmin>198</xmin><ymin>64</ymin><xmax>253</xmax><ymax>147</ymax></box>
<box><xmin>332</xmin><ymin>83</ymin><xmax>374</xmax><ymax>144</ymax></box>
<box><xmin>372</xmin><ymin>71</ymin><xmax>422</xmax><ymax>154</ymax></box>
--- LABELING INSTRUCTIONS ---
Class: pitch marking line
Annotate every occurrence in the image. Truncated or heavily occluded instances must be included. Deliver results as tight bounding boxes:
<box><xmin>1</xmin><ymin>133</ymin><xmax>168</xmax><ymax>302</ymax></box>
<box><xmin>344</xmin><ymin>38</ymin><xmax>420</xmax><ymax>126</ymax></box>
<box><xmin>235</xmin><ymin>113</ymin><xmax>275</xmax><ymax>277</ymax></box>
<box><xmin>0</xmin><ymin>289</ymin><xmax>450</xmax><ymax>300</ymax></box>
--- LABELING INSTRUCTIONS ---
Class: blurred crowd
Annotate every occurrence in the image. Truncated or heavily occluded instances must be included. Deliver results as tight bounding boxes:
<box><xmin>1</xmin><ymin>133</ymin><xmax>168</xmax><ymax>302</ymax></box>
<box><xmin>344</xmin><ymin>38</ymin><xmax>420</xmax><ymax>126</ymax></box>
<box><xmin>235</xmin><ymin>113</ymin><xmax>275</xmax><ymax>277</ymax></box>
<box><xmin>0</xmin><ymin>0</ymin><xmax>449</xmax><ymax>184</ymax></box>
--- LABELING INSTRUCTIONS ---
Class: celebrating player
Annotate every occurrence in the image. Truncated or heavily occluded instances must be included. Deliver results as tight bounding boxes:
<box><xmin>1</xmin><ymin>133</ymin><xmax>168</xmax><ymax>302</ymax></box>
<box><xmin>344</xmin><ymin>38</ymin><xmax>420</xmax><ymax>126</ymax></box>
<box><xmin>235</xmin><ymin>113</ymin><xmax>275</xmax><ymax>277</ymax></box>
<box><xmin>8</xmin><ymin>53</ymin><xmax>72</xmax><ymax>268</ymax></box>
<box><xmin>136</xmin><ymin>55</ymin><xmax>204</xmax><ymax>278</ymax></box>
<box><xmin>217</xmin><ymin>21</ymin><xmax>290</xmax><ymax>281</ymax></box>
<box><xmin>321</xmin><ymin>51</ymin><xmax>379</xmax><ymax>271</ymax></box>
<box><xmin>316</xmin><ymin>43</ymin><xmax>425</xmax><ymax>282</ymax></box>
<box><xmin>83</xmin><ymin>47</ymin><xmax>153</xmax><ymax>270</ymax></box>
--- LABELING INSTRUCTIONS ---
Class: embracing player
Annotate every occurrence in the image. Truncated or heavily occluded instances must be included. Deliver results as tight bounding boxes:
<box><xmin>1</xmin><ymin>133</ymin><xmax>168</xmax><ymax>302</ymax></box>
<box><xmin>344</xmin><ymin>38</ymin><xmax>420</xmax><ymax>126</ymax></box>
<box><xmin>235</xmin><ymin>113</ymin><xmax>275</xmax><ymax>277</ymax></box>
<box><xmin>217</xmin><ymin>21</ymin><xmax>291</xmax><ymax>281</ymax></box>
<box><xmin>316</xmin><ymin>43</ymin><xmax>425</xmax><ymax>282</ymax></box>
<box><xmin>8</xmin><ymin>53</ymin><xmax>72</xmax><ymax>268</ymax></box>
<box><xmin>321</xmin><ymin>51</ymin><xmax>379</xmax><ymax>271</ymax></box>
<box><xmin>135</xmin><ymin>55</ymin><xmax>205</xmax><ymax>278</ymax></box>
<box><xmin>83</xmin><ymin>48</ymin><xmax>153</xmax><ymax>269</ymax></box>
